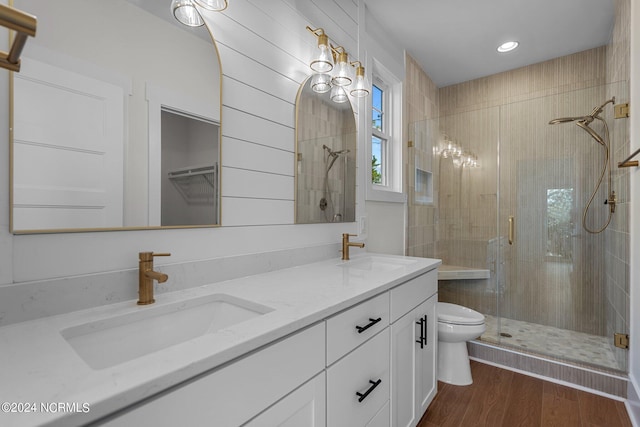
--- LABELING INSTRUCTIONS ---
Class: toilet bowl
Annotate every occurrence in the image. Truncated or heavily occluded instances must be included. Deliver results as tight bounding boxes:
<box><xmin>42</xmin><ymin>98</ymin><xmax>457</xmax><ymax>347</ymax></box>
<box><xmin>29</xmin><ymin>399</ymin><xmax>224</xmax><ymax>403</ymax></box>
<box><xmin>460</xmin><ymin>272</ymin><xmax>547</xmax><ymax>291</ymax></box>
<box><xmin>437</xmin><ymin>302</ymin><xmax>486</xmax><ymax>386</ymax></box>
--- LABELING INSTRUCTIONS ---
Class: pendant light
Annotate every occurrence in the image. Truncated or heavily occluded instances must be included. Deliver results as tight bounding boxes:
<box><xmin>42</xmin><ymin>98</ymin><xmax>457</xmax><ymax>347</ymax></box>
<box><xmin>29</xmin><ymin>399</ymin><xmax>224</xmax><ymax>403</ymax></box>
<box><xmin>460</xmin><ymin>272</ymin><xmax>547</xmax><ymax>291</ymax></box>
<box><xmin>193</xmin><ymin>0</ymin><xmax>228</xmax><ymax>11</ymax></box>
<box><xmin>331</xmin><ymin>49</ymin><xmax>352</xmax><ymax>87</ymax></box>
<box><xmin>307</xmin><ymin>28</ymin><xmax>333</xmax><ymax>73</ymax></box>
<box><xmin>171</xmin><ymin>0</ymin><xmax>204</xmax><ymax>27</ymax></box>
<box><xmin>349</xmin><ymin>62</ymin><xmax>369</xmax><ymax>97</ymax></box>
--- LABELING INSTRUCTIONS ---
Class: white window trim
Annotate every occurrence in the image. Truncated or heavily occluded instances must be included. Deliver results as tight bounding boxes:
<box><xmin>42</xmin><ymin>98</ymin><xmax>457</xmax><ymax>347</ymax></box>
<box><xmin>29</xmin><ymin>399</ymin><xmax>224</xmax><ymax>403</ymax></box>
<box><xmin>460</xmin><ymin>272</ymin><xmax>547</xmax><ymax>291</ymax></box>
<box><xmin>366</xmin><ymin>60</ymin><xmax>406</xmax><ymax>204</ymax></box>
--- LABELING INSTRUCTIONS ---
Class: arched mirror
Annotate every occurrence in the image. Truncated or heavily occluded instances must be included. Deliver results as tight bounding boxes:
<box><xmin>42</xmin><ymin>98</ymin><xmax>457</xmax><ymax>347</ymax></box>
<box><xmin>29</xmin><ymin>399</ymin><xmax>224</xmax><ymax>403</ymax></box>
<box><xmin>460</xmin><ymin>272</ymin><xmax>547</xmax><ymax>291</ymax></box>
<box><xmin>295</xmin><ymin>78</ymin><xmax>356</xmax><ymax>224</ymax></box>
<box><xmin>10</xmin><ymin>0</ymin><xmax>221</xmax><ymax>233</ymax></box>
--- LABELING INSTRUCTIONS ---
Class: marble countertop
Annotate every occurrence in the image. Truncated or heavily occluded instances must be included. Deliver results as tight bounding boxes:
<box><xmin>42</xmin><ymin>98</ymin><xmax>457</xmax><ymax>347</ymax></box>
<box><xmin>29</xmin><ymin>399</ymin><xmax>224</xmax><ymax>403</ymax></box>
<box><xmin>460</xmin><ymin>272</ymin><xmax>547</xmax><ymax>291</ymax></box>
<box><xmin>0</xmin><ymin>253</ymin><xmax>440</xmax><ymax>427</ymax></box>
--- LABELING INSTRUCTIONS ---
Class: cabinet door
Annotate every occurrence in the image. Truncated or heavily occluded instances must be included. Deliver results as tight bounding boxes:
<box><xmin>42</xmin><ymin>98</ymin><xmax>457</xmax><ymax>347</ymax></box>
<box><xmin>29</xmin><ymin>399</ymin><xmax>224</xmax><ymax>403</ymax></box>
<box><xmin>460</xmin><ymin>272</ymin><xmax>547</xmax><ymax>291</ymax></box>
<box><xmin>391</xmin><ymin>294</ymin><xmax>438</xmax><ymax>427</ymax></box>
<box><xmin>244</xmin><ymin>372</ymin><xmax>325</xmax><ymax>427</ymax></box>
<box><xmin>390</xmin><ymin>305</ymin><xmax>419</xmax><ymax>427</ymax></box>
<box><xmin>416</xmin><ymin>295</ymin><xmax>437</xmax><ymax>416</ymax></box>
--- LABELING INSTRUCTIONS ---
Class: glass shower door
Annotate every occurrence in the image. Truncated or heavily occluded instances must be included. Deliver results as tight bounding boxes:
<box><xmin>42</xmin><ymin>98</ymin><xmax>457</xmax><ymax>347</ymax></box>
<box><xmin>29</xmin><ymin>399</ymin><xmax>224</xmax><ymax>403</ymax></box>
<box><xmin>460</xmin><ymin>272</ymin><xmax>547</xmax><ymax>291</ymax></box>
<box><xmin>497</xmin><ymin>83</ymin><xmax>628</xmax><ymax>372</ymax></box>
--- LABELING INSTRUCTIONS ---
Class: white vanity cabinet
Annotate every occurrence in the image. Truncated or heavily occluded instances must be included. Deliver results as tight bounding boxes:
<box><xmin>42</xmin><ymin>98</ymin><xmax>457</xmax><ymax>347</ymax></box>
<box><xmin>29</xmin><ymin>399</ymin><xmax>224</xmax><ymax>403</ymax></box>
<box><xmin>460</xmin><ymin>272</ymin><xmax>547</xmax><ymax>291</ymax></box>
<box><xmin>390</xmin><ymin>269</ymin><xmax>438</xmax><ymax>427</ymax></box>
<box><xmin>325</xmin><ymin>292</ymin><xmax>391</xmax><ymax>427</ymax></box>
<box><xmin>98</xmin><ymin>322</ymin><xmax>325</xmax><ymax>427</ymax></box>
<box><xmin>93</xmin><ymin>264</ymin><xmax>439</xmax><ymax>427</ymax></box>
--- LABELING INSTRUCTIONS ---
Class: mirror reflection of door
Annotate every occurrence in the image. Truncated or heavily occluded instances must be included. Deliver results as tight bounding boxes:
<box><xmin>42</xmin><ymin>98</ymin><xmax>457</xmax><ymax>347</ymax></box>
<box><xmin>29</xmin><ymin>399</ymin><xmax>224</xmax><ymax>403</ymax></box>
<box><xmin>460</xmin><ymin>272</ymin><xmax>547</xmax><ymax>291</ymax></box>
<box><xmin>160</xmin><ymin>109</ymin><xmax>219</xmax><ymax>226</ymax></box>
<box><xmin>11</xmin><ymin>0</ymin><xmax>221</xmax><ymax>232</ymax></box>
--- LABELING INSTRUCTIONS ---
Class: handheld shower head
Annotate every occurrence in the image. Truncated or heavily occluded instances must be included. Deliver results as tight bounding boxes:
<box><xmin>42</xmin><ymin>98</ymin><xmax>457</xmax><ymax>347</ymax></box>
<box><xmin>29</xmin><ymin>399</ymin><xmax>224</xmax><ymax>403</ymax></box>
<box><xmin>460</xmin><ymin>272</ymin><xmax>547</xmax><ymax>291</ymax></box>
<box><xmin>323</xmin><ymin>145</ymin><xmax>350</xmax><ymax>158</ymax></box>
<box><xmin>548</xmin><ymin>116</ymin><xmax>592</xmax><ymax>125</ymax></box>
<box><xmin>548</xmin><ymin>97</ymin><xmax>615</xmax><ymax>126</ymax></box>
<box><xmin>576</xmin><ymin>120</ymin><xmax>605</xmax><ymax>146</ymax></box>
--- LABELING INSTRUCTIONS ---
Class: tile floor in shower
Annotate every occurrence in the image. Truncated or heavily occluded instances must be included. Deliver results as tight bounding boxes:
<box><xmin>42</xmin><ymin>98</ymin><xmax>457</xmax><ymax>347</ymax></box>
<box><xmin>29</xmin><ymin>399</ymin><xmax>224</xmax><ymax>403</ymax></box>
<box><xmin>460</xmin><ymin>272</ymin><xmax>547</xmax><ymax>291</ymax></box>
<box><xmin>479</xmin><ymin>315</ymin><xmax>621</xmax><ymax>371</ymax></box>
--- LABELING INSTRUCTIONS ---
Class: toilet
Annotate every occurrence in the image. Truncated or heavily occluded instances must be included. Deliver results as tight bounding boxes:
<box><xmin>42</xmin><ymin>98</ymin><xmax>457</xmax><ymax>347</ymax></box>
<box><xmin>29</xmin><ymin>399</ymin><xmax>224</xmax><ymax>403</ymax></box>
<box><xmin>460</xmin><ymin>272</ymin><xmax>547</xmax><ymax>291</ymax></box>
<box><xmin>437</xmin><ymin>302</ymin><xmax>486</xmax><ymax>386</ymax></box>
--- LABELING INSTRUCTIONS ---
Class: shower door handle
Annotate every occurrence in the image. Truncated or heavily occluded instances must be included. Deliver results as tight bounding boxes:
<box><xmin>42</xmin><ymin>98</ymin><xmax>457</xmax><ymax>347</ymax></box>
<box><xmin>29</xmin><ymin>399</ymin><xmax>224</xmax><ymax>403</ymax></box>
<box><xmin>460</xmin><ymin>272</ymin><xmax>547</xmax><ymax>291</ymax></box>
<box><xmin>508</xmin><ymin>216</ymin><xmax>515</xmax><ymax>245</ymax></box>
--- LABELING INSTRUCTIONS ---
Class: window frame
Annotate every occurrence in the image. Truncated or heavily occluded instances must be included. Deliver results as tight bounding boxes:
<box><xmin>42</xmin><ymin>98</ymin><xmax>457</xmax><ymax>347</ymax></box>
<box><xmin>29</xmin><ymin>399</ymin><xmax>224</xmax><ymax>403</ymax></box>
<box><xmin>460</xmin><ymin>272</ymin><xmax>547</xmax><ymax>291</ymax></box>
<box><xmin>366</xmin><ymin>60</ymin><xmax>405</xmax><ymax>203</ymax></box>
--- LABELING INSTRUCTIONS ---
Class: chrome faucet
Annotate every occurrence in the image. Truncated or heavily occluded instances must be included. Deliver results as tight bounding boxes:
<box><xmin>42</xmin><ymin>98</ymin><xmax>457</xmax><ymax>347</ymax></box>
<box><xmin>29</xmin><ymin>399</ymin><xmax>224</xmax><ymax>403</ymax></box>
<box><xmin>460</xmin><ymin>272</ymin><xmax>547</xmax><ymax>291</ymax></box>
<box><xmin>341</xmin><ymin>233</ymin><xmax>365</xmax><ymax>261</ymax></box>
<box><xmin>138</xmin><ymin>252</ymin><xmax>171</xmax><ymax>305</ymax></box>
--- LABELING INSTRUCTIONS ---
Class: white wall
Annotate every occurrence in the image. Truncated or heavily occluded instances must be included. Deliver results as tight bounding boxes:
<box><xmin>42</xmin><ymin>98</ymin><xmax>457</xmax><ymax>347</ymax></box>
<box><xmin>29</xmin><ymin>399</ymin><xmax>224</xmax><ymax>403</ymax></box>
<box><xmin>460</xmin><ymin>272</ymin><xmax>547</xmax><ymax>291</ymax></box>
<box><xmin>0</xmin><ymin>0</ymin><xmax>12</xmax><ymax>286</ymax></box>
<box><xmin>627</xmin><ymin>0</ymin><xmax>640</xmax><ymax>423</ymax></box>
<box><xmin>0</xmin><ymin>1</ymin><xmax>406</xmax><ymax>316</ymax></box>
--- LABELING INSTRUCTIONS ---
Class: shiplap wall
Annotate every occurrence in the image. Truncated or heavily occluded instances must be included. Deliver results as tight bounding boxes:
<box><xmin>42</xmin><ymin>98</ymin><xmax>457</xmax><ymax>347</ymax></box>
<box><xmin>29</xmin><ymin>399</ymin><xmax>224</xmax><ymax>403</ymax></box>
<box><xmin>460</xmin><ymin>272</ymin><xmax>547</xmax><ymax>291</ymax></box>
<box><xmin>201</xmin><ymin>0</ymin><xmax>359</xmax><ymax>227</ymax></box>
<box><xmin>2</xmin><ymin>0</ymin><xmax>408</xmax><ymax>284</ymax></box>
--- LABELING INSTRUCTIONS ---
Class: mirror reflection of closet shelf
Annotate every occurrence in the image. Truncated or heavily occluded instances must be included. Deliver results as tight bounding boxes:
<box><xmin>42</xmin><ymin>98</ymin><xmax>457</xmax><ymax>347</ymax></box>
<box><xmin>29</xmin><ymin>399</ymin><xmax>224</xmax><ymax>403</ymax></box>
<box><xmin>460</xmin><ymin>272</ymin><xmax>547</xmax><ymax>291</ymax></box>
<box><xmin>167</xmin><ymin>165</ymin><xmax>218</xmax><ymax>202</ymax></box>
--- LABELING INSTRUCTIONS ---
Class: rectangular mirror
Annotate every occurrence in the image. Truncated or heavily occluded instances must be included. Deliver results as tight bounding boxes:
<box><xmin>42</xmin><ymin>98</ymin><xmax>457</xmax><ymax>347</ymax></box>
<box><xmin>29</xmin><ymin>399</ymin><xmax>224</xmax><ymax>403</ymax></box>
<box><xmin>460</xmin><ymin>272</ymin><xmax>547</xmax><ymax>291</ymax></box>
<box><xmin>10</xmin><ymin>0</ymin><xmax>221</xmax><ymax>233</ymax></box>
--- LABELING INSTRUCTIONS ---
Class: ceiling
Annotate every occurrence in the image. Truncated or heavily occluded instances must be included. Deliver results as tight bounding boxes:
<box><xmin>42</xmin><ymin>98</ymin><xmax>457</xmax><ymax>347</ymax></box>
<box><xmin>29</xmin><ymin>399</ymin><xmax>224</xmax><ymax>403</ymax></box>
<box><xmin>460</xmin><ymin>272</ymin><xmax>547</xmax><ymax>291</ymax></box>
<box><xmin>364</xmin><ymin>0</ymin><xmax>615</xmax><ymax>87</ymax></box>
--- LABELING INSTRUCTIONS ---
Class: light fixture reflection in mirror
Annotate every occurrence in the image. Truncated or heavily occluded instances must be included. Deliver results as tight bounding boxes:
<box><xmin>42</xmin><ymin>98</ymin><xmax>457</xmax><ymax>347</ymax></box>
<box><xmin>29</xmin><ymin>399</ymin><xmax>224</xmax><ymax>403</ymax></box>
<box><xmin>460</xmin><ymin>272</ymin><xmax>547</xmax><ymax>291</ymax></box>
<box><xmin>171</xmin><ymin>0</ymin><xmax>204</xmax><ymax>27</ymax></box>
<box><xmin>295</xmin><ymin>77</ymin><xmax>356</xmax><ymax>224</ymax></box>
<box><xmin>193</xmin><ymin>0</ymin><xmax>228</xmax><ymax>11</ymax></box>
<box><xmin>11</xmin><ymin>0</ymin><xmax>221</xmax><ymax>233</ymax></box>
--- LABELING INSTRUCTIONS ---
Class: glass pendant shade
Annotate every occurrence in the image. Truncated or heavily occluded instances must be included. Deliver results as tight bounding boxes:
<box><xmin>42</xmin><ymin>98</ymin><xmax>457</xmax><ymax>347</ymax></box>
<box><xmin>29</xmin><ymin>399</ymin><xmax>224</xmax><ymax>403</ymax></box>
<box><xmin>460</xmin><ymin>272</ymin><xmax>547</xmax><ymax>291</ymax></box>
<box><xmin>311</xmin><ymin>73</ymin><xmax>331</xmax><ymax>93</ymax></box>
<box><xmin>172</xmin><ymin>0</ymin><xmax>204</xmax><ymax>27</ymax></box>
<box><xmin>330</xmin><ymin>85</ymin><xmax>349</xmax><ymax>103</ymax></box>
<box><xmin>331</xmin><ymin>51</ymin><xmax>352</xmax><ymax>87</ymax></box>
<box><xmin>193</xmin><ymin>0</ymin><xmax>228</xmax><ymax>11</ymax></box>
<box><xmin>310</xmin><ymin>34</ymin><xmax>333</xmax><ymax>73</ymax></box>
<box><xmin>350</xmin><ymin>65</ymin><xmax>369</xmax><ymax>97</ymax></box>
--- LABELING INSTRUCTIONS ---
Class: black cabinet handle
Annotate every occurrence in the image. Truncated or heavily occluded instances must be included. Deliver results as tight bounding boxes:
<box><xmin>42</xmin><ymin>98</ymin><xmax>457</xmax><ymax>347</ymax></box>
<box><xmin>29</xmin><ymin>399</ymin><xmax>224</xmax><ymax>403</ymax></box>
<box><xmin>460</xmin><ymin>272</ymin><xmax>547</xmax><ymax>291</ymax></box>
<box><xmin>423</xmin><ymin>314</ymin><xmax>428</xmax><ymax>347</ymax></box>
<box><xmin>416</xmin><ymin>318</ymin><xmax>425</xmax><ymax>349</ymax></box>
<box><xmin>355</xmin><ymin>317</ymin><xmax>382</xmax><ymax>334</ymax></box>
<box><xmin>356</xmin><ymin>379</ymin><xmax>382</xmax><ymax>403</ymax></box>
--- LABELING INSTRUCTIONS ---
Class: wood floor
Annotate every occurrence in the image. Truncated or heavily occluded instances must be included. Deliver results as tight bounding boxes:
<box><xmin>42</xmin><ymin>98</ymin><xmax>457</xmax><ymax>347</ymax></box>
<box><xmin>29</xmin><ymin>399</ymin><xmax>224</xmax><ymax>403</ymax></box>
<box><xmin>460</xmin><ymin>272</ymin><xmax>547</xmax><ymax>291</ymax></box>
<box><xmin>418</xmin><ymin>361</ymin><xmax>633</xmax><ymax>427</ymax></box>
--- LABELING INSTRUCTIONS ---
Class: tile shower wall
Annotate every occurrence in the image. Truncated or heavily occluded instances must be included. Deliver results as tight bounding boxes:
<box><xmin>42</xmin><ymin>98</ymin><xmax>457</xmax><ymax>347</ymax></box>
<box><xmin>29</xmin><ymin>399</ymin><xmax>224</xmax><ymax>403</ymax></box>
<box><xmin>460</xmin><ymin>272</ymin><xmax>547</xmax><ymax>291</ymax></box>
<box><xmin>405</xmin><ymin>54</ymin><xmax>439</xmax><ymax>258</ymax></box>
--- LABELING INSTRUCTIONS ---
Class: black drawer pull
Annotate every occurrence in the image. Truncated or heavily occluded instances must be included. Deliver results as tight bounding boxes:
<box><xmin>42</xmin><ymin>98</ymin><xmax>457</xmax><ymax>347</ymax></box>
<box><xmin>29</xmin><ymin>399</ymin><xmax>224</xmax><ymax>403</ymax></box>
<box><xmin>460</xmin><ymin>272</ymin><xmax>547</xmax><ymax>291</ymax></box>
<box><xmin>355</xmin><ymin>317</ymin><xmax>382</xmax><ymax>334</ymax></box>
<box><xmin>356</xmin><ymin>379</ymin><xmax>382</xmax><ymax>402</ymax></box>
<box><xmin>416</xmin><ymin>318</ymin><xmax>425</xmax><ymax>349</ymax></box>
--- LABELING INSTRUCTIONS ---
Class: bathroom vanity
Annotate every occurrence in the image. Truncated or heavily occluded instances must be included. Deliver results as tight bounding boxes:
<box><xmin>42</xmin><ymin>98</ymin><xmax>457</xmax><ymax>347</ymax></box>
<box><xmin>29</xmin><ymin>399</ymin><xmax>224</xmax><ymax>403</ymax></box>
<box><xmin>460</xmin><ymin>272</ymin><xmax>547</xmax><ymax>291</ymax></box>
<box><xmin>0</xmin><ymin>254</ymin><xmax>439</xmax><ymax>427</ymax></box>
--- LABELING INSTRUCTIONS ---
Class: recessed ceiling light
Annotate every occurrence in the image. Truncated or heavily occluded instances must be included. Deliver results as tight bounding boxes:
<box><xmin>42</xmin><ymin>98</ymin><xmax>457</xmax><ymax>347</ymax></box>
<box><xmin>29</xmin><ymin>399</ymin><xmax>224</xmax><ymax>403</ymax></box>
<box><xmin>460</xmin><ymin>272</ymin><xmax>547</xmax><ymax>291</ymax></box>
<box><xmin>497</xmin><ymin>41</ymin><xmax>519</xmax><ymax>53</ymax></box>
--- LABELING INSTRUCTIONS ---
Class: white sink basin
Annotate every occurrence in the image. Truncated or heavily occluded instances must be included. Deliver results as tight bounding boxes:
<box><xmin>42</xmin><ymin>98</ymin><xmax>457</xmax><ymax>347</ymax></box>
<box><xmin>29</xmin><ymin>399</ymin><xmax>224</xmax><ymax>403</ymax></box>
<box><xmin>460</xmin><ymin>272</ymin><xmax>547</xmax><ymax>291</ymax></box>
<box><xmin>61</xmin><ymin>294</ymin><xmax>273</xmax><ymax>370</ymax></box>
<box><xmin>339</xmin><ymin>256</ymin><xmax>417</xmax><ymax>273</ymax></box>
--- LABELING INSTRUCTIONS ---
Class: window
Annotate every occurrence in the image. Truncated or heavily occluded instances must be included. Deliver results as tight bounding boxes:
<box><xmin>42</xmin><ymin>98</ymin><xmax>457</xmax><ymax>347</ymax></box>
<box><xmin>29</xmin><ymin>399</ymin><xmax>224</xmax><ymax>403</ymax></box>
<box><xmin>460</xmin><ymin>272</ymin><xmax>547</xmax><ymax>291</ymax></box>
<box><xmin>371</xmin><ymin>83</ymin><xmax>387</xmax><ymax>185</ymax></box>
<box><xmin>366</xmin><ymin>62</ymin><xmax>403</xmax><ymax>202</ymax></box>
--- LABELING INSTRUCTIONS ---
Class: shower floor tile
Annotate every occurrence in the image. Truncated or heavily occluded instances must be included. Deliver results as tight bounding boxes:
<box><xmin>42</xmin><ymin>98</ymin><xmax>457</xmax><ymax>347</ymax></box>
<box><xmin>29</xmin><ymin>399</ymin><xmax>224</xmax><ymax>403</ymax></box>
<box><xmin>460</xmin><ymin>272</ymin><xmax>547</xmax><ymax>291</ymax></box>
<box><xmin>480</xmin><ymin>315</ymin><xmax>621</xmax><ymax>371</ymax></box>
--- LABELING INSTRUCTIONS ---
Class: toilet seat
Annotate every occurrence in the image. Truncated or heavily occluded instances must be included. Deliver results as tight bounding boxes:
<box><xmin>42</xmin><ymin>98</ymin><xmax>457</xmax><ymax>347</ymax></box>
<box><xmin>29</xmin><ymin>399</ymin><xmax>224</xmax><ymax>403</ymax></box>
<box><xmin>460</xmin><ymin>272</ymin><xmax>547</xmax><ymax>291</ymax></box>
<box><xmin>437</xmin><ymin>302</ymin><xmax>485</xmax><ymax>326</ymax></box>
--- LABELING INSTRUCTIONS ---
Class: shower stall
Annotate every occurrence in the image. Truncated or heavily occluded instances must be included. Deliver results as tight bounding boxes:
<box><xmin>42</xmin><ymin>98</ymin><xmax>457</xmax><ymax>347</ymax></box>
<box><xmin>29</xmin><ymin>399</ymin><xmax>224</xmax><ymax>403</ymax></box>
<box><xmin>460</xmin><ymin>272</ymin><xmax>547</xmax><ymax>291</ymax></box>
<box><xmin>409</xmin><ymin>81</ymin><xmax>630</xmax><ymax>374</ymax></box>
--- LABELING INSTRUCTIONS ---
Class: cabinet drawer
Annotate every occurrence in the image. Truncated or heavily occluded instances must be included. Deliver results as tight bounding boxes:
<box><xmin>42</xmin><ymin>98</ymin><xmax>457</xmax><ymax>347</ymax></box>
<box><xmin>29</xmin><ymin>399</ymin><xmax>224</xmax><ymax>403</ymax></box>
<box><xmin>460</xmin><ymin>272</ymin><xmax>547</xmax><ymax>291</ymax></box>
<box><xmin>326</xmin><ymin>292</ymin><xmax>389</xmax><ymax>365</ymax></box>
<box><xmin>327</xmin><ymin>327</ymin><xmax>390</xmax><ymax>427</ymax></box>
<box><xmin>390</xmin><ymin>269</ymin><xmax>437</xmax><ymax>322</ymax></box>
<box><xmin>101</xmin><ymin>322</ymin><xmax>325</xmax><ymax>427</ymax></box>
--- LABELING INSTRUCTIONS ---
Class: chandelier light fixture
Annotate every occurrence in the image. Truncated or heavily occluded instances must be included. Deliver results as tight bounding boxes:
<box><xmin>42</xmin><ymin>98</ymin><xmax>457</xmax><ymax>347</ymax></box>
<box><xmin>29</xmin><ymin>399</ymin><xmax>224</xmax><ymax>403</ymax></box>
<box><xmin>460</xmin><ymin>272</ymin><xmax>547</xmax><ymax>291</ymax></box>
<box><xmin>306</xmin><ymin>26</ymin><xmax>370</xmax><ymax>102</ymax></box>
<box><xmin>438</xmin><ymin>136</ymin><xmax>479</xmax><ymax>168</ymax></box>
